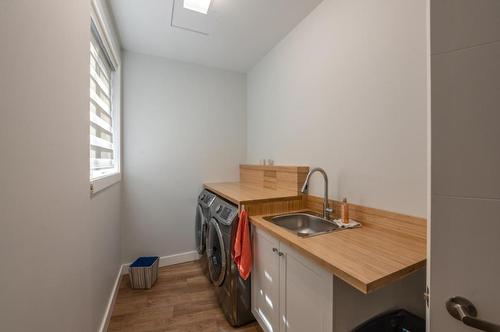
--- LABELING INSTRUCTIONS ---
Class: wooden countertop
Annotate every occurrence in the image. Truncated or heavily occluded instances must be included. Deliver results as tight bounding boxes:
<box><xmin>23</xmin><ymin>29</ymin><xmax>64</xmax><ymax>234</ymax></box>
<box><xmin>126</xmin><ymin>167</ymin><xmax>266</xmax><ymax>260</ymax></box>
<box><xmin>204</xmin><ymin>182</ymin><xmax>301</xmax><ymax>205</ymax></box>
<box><xmin>250</xmin><ymin>211</ymin><xmax>426</xmax><ymax>294</ymax></box>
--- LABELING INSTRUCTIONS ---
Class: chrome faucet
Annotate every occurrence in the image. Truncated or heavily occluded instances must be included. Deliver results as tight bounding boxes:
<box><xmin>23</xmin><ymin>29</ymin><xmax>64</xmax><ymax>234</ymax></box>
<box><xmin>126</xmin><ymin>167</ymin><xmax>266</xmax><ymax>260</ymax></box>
<box><xmin>301</xmin><ymin>167</ymin><xmax>333</xmax><ymax>219</ymax></box>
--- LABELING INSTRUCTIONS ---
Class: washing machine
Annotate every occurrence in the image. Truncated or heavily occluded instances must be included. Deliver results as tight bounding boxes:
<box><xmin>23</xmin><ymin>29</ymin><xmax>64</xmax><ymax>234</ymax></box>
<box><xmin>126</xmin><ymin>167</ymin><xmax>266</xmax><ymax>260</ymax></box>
<box><xmin>206</xmin><ymin>196</ymin><xmax>255</xmax><ymax>327</ymax></box>
<box><xmin>196</xmin><ymin>189</ymin><xmax>216</xmax><ymax>278</ymax></box>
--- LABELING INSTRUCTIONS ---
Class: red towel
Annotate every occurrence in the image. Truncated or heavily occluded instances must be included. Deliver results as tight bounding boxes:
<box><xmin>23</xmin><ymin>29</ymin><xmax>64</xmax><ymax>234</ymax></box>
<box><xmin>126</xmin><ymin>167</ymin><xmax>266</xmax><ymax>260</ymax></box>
<box><xmin>232</xmin><ymin>207</ymin><xmax>252</xmax><ymax>280</ymax></box>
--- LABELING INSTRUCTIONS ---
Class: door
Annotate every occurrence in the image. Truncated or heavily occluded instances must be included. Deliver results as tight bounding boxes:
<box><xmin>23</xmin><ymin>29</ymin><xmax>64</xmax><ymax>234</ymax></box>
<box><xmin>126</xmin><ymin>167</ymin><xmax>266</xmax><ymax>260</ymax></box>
<box><xmin>279</xmin><ymin>242</ymin><xmax>332</xmax><ymax>332</ymax></box>
<box><xmin>207</xmin><ymin>218</ymin><xmax>226</xmax><ymax>286</ymax></box>
<box><xmin>430</xmin><ymin>0</ymin><xmax>500</xmax><ymax>330</ymax></box>
<box><xmin>252</xmin><ymin>226</ymin><xmax>281</xmax><ymax>332</ymax></box>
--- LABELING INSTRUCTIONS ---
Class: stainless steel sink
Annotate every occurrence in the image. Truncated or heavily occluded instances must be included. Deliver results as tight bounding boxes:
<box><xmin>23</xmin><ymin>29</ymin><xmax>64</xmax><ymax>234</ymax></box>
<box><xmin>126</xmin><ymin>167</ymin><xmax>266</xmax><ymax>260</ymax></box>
<box><xmin>265</xmin><ymin>212</ymin><xmax>339</xmax><ymax>238</ymax></box>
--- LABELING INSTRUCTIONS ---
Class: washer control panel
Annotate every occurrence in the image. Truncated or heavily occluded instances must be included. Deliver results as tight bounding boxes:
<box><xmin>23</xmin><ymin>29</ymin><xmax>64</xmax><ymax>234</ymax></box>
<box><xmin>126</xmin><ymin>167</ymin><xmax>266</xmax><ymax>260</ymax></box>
<box><xmin>213</xmin><ymin>201</ymin><xmax>238</xmax><ymax>226</ymax></box>
<box><xmin>198</xmin><ymin>190</ymin><xmax>216</xmax><ymax>208</ymax></box>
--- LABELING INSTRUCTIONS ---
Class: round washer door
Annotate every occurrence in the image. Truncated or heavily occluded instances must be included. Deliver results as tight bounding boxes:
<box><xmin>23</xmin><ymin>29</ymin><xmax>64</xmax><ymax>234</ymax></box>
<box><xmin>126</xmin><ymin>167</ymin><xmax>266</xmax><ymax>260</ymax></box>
<box><xmin>207</xmin><ymin>218</ymin><xmax>226</xmax><ymax>286</ymax></box>
<box><xmin>195</xmin><ymin>204</ymin><xmax>206</xmax><ymax>254</ymax></box>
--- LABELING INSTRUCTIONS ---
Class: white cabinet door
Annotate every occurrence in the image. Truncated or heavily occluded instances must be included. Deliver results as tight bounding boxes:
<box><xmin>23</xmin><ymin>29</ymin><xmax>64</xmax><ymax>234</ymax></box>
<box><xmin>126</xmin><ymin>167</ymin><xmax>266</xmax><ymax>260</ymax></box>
<box><xmin>252</xmin><ymin>226</ymin><xmax>281</xmax><ymax>332</ymax></box>
<box><xmin>279</xmin><ymin>242</ymin><xmax>333</xmax><ymax>332</ymax></box>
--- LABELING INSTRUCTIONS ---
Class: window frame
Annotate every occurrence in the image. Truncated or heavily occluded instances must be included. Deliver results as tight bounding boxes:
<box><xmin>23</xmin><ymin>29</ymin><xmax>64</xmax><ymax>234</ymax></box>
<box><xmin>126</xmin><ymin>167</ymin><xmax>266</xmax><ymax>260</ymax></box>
<box><xmin>89</xmin><ymin>0</ymin><xmax>121</xmax><ymax>194</ymax></box>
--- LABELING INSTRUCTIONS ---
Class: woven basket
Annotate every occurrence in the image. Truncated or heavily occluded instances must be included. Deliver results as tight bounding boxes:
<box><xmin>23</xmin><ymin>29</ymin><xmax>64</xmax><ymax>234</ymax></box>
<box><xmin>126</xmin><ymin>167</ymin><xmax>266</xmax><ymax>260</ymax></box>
<box><xmin>129</xmin><ymin>256</ymin><xmax>159</xmax><ymax>289</ymax></box>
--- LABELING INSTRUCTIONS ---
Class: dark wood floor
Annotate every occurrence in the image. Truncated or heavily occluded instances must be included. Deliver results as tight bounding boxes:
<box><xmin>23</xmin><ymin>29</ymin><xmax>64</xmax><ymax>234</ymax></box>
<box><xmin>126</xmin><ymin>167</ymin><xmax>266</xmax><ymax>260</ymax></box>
<box><xmin>108</xmin><ymin>260</ymin><xmax>262</xmax><ymax>332</ymax></box>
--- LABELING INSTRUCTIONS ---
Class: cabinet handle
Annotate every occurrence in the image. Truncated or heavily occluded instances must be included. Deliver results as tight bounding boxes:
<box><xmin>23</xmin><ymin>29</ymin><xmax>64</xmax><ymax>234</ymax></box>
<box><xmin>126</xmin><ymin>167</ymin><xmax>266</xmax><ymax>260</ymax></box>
<box><xmin>278</xmin><ymin>251</ymin><xmax>284</xmax><ymax>257</ymax></box>
<box><xmin>272</xmin><ymin>247</ymin><xmax>278</xmax><ymax>254</ymax></box>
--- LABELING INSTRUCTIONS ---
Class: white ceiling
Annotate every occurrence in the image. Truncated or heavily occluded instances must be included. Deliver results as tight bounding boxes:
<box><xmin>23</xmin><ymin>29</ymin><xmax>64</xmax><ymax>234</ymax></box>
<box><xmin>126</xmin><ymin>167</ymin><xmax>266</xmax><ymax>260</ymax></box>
<box><xmin>108</xmin><ymin>0</ymin><xmax>323</xmax><ymax>72</ymax></box>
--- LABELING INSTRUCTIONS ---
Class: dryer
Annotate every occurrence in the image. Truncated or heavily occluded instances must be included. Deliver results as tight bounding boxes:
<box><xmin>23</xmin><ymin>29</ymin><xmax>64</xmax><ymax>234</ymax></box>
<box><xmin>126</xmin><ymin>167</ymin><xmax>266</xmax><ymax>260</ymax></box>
<box><xmin>196</xmin><ymin>189</ymin><xmax>216</xmax><ymax>278</ymax></box>
<box><xmin>207</xmin><ymin>196</ymin><xmax>254</xmax><ymax>327</ymax></box>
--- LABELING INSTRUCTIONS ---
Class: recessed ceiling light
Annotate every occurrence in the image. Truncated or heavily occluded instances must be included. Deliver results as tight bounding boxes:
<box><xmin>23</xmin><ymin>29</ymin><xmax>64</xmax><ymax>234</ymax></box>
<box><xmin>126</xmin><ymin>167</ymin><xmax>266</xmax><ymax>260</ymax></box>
<box><xmin>183</xmin><ymin>0</ymin><xmax>212</xmax><ymax>14</ymax></box>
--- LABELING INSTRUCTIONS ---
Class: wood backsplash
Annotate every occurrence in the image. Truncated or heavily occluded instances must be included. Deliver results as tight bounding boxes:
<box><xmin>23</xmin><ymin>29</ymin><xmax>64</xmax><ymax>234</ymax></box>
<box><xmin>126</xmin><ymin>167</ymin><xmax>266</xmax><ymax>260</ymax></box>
<box><xmin>240</xmin><ymin>164</ymin><xmax>309</xmax><ymax>193</ymax></box>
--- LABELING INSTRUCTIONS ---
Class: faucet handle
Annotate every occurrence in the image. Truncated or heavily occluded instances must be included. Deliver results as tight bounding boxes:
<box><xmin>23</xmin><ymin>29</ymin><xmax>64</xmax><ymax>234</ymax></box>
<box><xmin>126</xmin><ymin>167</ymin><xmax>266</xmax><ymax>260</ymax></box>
<box><xmin>325</xmin><ymin>207</ymin><xmax>333</xmax><ymax>213</ymax></box>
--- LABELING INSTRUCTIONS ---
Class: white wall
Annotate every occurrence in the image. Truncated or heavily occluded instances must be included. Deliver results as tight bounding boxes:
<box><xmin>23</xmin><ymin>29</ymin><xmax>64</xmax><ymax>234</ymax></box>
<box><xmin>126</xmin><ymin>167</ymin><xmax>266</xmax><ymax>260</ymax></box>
<box><xmin>247</xmin><ymin>0</ymin><xmax>427</xmax><ymax>217</ymax></box>
<box><xmin>121</xmin><ymin>51</ymin><xmax>246</xmax><ymax>262</ymax></box>
<box><xmin>0</xmin><ymin>1</ymin><xmax>122</xmax><ymax>331</ymax></box>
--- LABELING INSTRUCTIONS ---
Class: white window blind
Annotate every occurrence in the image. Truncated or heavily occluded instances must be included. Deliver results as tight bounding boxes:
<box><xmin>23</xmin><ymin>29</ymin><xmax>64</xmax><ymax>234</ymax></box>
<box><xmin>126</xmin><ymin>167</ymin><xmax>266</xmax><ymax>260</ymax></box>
<box><xmin>90</xmin><ymin>25</ymin><xmax>116</xmax><ymax>179</ymax></box>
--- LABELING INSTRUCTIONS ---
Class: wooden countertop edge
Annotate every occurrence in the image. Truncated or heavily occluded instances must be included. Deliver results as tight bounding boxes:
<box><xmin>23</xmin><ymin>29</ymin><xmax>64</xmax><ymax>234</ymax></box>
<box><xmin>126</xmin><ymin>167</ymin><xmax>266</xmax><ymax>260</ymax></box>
<box><xmin>237</xmin><ymin>195</ymin><xmax>303</xmax><ymax>205</ymax></box>
<box><xmin>365</xmin><ymin>260</ymin><xmax>427</xmax><ymax>293</ymax></box>
<box><xmin>250</xmin><ymin>215</ymin><xmax>426</xmax><ymax>294</ymax></box>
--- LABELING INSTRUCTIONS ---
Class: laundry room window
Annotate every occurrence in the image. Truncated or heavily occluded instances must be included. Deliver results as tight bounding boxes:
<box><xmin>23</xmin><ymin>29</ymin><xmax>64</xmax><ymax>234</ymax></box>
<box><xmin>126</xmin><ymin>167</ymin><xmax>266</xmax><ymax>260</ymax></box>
<box><xmin>89</xmin><ymin>0</ymin><xmax>121</xmax><ymax>194</ymax></box>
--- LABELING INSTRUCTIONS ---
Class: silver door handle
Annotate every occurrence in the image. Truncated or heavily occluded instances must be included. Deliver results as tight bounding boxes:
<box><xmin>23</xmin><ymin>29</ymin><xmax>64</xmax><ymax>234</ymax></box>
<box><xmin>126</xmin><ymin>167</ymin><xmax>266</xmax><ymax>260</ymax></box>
<box><xmin>446</xmin><ymin>297</ymin><xmax>500</xmax><ymax>332</ymax></box>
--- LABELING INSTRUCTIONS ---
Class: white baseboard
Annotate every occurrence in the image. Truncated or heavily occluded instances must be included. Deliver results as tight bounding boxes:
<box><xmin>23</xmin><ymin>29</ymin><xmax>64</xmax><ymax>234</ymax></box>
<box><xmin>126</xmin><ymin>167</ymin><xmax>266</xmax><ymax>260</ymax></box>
<box><xmin>98</xmin><ymin>264</ymin><xmax>124</xmax><ymax>332</ymax></box>
<box><xmin>159</xmin><ymin>250</ymin><xmax>200</xmax><ymax>268</ymax></box>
